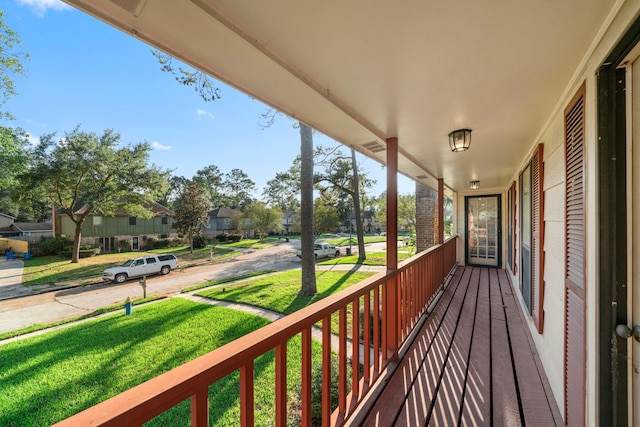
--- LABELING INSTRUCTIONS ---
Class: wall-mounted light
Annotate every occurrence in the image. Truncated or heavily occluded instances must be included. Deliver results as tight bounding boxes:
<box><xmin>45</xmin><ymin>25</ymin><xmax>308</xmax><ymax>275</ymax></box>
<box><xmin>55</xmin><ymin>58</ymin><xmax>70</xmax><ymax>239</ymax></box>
<box><xmin>469</xmin><ymin>180</ymin><xmax>480</xmax><ymax>190</ymax></box>
<box><xmin>448</xmin><ymin>129</ymin><xmax>472</xmax><ymax>152</ymax></box>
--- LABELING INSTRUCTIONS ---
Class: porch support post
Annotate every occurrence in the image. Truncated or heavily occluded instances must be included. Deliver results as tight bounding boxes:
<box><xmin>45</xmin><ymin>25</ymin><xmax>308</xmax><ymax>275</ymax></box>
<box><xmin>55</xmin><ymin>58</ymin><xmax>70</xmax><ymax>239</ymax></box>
<box><xmin>438</xmin><ymin>178</ymin><xmax>444</xmax><ymax>245</ymax></box>
<box><xmin>385</xmin><ymin>137</ymin><xmax>399</xmax><ymax>360</ymax></box>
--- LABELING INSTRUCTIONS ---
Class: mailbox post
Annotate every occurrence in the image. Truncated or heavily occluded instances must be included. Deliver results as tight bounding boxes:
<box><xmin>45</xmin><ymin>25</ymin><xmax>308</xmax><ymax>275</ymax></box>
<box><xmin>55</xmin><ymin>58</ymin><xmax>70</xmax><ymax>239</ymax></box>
<box><xmin>139</xmin><ymin>275</ymin><xmax>147</xmax><ymax>298</ymax></box>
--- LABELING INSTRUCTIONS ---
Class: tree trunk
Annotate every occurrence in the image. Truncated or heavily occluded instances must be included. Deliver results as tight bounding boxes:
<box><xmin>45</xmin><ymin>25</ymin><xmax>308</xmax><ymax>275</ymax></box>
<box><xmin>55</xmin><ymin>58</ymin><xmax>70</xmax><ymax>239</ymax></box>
<box><xmin>299</xmin><ymin>123</ymin><xmax>317</xmax><ymax>296</ymax></box>
<box><xmin>72</xmin><ymin>222</ymin><xmax>83</xmax><ymax>264</ymax></box>
<box><xmin>351</xmin><ymin>149</ymin><xmax>366</xmax><ymax>260</ymax></box>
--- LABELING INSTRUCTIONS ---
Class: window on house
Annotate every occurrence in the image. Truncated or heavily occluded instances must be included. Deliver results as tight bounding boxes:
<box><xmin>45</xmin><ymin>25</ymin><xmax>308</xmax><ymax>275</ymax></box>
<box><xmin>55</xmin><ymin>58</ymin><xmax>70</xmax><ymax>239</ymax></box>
<box><xmin>520</xmin><ymin>144</ymin><xmax>544</xmax><ymax>333</ymax></box>
<box><xmin>93</xmin><ymin>216</ymin><xmax>102</xmax><ymax>226</ymax></box>
<box><xmin>162</xmin><ymin>216</ymin><xmax>168</xmax><ymax>225</ymax></box>
<box><xmin>129</xmin><ymin>217</ymin><xmax>136</xmax><ymax>226</ymax></box>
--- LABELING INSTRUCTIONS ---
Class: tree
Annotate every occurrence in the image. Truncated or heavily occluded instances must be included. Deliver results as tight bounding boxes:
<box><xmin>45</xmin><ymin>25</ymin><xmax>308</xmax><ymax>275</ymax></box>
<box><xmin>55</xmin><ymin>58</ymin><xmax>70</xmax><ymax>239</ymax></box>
<box><xmin>174</xmin><ymin>181</ymin><xmax>212</xmax><ymax>253</ymax></box>
<box><xmin>193</xmin><ymin>164</ymin><xmax>224</xmax><ymax>207</ymax></box>
<box><xmin>299</xmin><ymin>123</ymin><xmax>317</xmax><ymax>296</ymax></box>
<box><xmin>398</xmin><ymin>193</ymin><xmax>417</xmax><ymax>234</ymax></box>
<box><xmin>222</xmin><ymin>168</ymin><xmax>256</xmax><ymax>210</ymax></box>
<box><xmin>0</xmin><ymin>8</ymin><xmax>29</xmax><ymax>118</ymax></box>
<box><xmin>262</xmin><ymin>170</ymin><xmax>300</xmax><ymax>211</ymax></box>
<box><xmin>0</xmin><ymin>9</ymin><xmax>30</xmax><ymax>189</ymax></box>
<box><xmin>314</xmin><ymin>146</ymin><xmax>375</xmax><ymax>260</ymax></box>
<box><xmin>21</xmin><ymin>127</ymin><xmax>170</xmax><ymax>263</ymax></box>
<box><xmin>243</xmin><ymin>202</ymin><xmax>282</xmax><ymax>242</ymax></box>
<box><xmin>151</xmin><ymin>51</ymin><xmax>317</xmax><ymax>293</ymax></box>
<box><xmin>0</xmin><ymin>126</ymin><xmax>29</xmax><ymax>188</ymax></box>
<box><xmin>313</xmin><ymin>199</ymin><xmax>340</xmax><ymax>235</ymax></box>
<box><xmin>157</xmin><ymin>175</ymin><xmax>188</xmax><ymax>209</ymax></box>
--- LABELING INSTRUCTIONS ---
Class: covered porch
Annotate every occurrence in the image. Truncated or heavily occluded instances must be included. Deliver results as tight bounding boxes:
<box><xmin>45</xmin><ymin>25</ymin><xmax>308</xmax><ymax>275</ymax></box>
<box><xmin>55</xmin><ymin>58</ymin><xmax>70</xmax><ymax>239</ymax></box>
<box><xmin>359</xmin><ymin>266</ymin><xmax>561</xmax><ymax>426</ymax></box>
<box><xmin>54</xmin><ymin>1</ymin><xmax>640</xmax><ymax>425</ymax></box>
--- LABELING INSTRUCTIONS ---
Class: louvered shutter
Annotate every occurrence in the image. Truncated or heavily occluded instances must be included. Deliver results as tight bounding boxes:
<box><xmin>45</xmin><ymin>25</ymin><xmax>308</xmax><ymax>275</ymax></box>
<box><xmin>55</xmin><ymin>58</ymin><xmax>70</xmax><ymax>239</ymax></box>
<box><xmin>531</xmin><ymin>144</ymin><xmax>544</xmax><ymax>332</ymax></box>
<box><xmin>564</xmin><ymin>84</ymin><xmax>585</xmax><ymax>427</ymax></box>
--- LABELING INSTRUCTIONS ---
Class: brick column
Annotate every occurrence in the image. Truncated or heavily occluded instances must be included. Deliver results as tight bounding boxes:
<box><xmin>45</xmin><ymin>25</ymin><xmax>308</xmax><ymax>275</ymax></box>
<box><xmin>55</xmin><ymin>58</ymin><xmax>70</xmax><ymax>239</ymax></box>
<box><xmin>416</xmin><ymin>182</ymin><xmax>437</xmax><ymax>252</ymax></box>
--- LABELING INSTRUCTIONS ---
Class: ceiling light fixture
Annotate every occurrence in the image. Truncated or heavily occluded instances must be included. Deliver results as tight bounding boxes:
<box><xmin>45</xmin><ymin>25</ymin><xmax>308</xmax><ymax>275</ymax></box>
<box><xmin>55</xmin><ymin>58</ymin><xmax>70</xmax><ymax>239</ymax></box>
<box><xmin>449</xmin><ymin>129</ymin><xmax>472</xmax><ymax>152</ymax></box>
<box><xmin>469</xmin><ymin>180</ymin><xmax>480</xmax><ymax>190</ymax></box>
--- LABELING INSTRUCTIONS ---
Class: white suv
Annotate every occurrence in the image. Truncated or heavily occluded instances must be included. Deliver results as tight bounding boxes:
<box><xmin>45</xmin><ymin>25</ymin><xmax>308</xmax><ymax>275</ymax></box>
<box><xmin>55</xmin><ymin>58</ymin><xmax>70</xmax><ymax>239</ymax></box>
<box><xmin>102</xmin><ymin>254</ymin><xmax>179</xmax><ymax>283</ymax></box>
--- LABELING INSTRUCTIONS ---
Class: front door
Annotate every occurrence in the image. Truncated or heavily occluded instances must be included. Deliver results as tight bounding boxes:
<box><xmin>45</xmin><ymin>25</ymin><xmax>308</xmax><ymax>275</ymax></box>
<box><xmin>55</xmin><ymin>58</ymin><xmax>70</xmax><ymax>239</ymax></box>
<box><xmin>630</xmin><ymin>48</ymin><xmax>640</xmax><ymax>427</ymax></box>
<box><xmin>597</xmin><ymin>20</ymin><xmax>640</xmax><ymax>425</ymax></box>
<box><xmin>132</xmin><ymin>236</ymin><xmax>139</xmax><ymax>251</ymax></box>
<box><xmin>465</xmin><ymin>195</ymin><xmax>500</xmax><ymax>267</ymax></box>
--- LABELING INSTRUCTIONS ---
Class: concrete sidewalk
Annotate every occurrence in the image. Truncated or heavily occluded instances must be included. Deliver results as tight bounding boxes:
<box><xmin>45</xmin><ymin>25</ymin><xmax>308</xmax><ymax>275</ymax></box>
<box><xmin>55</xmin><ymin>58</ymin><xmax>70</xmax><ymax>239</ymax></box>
<box><xmin>0</xmin><ymin>257</ymin><xmax>31</xmax><ymax>299</ymax></box>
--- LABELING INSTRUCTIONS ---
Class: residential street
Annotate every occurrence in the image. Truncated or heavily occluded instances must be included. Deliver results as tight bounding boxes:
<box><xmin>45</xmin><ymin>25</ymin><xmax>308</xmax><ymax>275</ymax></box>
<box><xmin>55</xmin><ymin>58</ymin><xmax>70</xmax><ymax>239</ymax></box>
<box><xmin>0</xmin><ymin>240</ymin><xmax>387</xmax><ymax>335</ymax></box>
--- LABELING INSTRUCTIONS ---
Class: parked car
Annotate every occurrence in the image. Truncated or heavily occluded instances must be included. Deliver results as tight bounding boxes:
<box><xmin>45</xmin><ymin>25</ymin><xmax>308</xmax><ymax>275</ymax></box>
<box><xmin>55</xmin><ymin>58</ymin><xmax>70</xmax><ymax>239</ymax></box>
<box><xmin>296</xmin><ymin>243</ymin><xmax>341</xmax><ymax>259</ymax></box>
<box><xmin>102</xmin><ymin>254</ymin><xmax>179</xmax><ymax>283</ymax></box>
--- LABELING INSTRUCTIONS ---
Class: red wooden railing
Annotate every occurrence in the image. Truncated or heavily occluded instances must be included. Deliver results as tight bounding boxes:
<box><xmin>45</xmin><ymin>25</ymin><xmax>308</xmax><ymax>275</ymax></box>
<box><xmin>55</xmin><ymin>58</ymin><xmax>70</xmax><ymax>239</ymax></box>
<box><xmin>53</xmin><ymin>237</ymin><xmax>457</xmax><ymax>427</ymax></box>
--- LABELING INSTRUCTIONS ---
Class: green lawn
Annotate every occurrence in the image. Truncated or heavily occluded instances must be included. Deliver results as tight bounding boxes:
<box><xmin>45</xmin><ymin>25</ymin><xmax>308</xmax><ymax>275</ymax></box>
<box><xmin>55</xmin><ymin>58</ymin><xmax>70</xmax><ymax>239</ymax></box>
<box><xmin>317</xmin><ymin>251</ymin><xmax>412</xmax><ymax>266</ymax></box>
<box><xmin>320</xmin><ymin>235</ymin><xmax>389</xmax><ymax>246</ymax></box>
<box><xmin>0</xmin><ymin>299</ymin><xmax>329</xmax><ymax>426</ymax></box>
<box><xmin>195</xmin><ymin>270</ymin><xmax>376</xmax><ymax>315</ymax></box>
<box><xmin>195</xmin><ymin>269</ymin><xmax>378</xmax><ymax>336</ymax></box>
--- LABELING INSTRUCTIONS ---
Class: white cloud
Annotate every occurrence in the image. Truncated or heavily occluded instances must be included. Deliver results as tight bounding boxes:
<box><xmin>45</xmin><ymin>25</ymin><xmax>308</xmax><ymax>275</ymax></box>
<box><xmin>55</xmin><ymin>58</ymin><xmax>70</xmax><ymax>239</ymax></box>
<box><xmin>196</xmin><ymin>109</ymin><xmax>215</xmax><ymax>119</ymax></box>
<box><xmin>17</xmin><ymin>0</ymin><xmax>71</xmax><ymax>17</ymax></box>
<box><xmin>151</xmin><ymin>141</ymin><xmax>172</xmax><ymax>150</ymax></box>
<box><xmin>25</xmin><ymin>132</ymin><xmax>39</xmax><ymax>146</ymax></box>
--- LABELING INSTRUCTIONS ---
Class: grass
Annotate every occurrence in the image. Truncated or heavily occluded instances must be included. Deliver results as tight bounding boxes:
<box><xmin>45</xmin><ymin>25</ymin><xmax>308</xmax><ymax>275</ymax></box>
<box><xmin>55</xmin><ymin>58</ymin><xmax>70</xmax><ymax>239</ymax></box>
<box><xmin>21</xmin><ymin>246</ymin><xmax>236</xmax><ymax>286</ymax></box>
<box><xmin>0</xmin><ymin>298</ymin><xmax>329</xmax><ymax>426</ymax></box>
<box><xmin>195</xmin><ymin>270</ymin><xmax>376</xmax><ymax>315</ymax></box>
<box><xmin>0</xmin><ymin>295</ymin><xmax>164</xmax><ymax>341</ymax></box>
<box><xmin>181</xmin><ymin>270</ymin><xmax>276</xmax><ymax>293</ymax></box>
<box><xmin>317</xmin><ymin>251</ymin><xmax>412</xmax><ymax>266</ymax></box>
<box><xmin>195</xmin><ymin>269</ymin><xmax>378</xmax><ymax>336</ymax></box>
<box><xmin>320</xmin><ymin>235</ymin><xmax>392</xmax><ymax>246</ymax></box>
<box><xmin>216</xmin><ymin>239</ymin><xmax>271</xmax><ymax>249</ymax></box>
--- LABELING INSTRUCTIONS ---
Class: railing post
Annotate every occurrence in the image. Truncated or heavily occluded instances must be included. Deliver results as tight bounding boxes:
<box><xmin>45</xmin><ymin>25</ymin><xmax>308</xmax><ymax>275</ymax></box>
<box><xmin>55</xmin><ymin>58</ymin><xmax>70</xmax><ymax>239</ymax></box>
<box><xmin>191</xmin><ymin>387</ymin><xmax>209</xmax><ymax>427</ymax></box>
<box><xmin>385</xmin><ymin>137</ymin><xmax>399</xmax><ymax>361</ymax></box>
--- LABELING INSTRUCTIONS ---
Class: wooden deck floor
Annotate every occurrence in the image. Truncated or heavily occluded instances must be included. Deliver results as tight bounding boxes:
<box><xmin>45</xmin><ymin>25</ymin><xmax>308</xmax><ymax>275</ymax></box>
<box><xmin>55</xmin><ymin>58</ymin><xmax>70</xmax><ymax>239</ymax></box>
<box><xmin>360</xmin><ymin>266</ymin><xmax>563</xmax><ymax>426</ymax></box>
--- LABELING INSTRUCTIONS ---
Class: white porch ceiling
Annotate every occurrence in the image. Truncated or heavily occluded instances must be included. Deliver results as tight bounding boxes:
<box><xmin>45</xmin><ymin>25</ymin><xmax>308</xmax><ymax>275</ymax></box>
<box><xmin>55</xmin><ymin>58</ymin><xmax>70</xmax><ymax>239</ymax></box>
<box><xmin>63</xmin><ymin>0</ymin><xmax>617</xmax><ymax>192</ymax></box>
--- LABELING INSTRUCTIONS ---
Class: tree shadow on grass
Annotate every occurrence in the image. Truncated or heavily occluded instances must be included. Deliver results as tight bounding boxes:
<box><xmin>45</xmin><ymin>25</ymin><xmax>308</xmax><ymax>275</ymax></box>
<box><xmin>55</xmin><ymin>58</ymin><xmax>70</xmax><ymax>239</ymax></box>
<box><xmin>0</xmin><ymin>299</ymin><xmax>273</xmax><ymax>426</ymax></box>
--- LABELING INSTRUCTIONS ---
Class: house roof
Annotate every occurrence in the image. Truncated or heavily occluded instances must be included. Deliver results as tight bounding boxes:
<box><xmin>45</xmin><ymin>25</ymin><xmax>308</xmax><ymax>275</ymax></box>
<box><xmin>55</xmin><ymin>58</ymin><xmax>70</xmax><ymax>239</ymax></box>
<box><xmin>64</xmin><ymin>0</ymin><xmax>619</xmax><ymax>191</ymax></box>
<box><xmin>10</xmin><ymin>223</ymin><xmax>53</xmax><ymax>232</ymax></box>
<box><xmin>210</xmin><ymin>207</ymin><xmax>241</xmax><ymax>219</ymax></box>
<box><xmin>0</xmin><ymin>213</ymin><xmax>16</xmax><ymax>221</ymax></box>
<box><xmin>69</xmin><ymin>201</ymin><xmax>175</xmax><ymax>217</ymax></box>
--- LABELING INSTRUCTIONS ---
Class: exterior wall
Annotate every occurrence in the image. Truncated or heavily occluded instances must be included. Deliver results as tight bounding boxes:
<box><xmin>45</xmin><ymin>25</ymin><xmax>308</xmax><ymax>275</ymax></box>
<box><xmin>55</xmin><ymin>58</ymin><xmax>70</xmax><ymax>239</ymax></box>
<box><xmin>499</xmin><ymin>2</ymin><xmax>640</xmax><ymax>423</ymax></box>
<box><xmin>59</xmin><ymin>215</ymin><xmax>175</xmax><ymax>240</ymax></box>
<box><xmin>0</xmin><ymin>214</ymin><xmax>15</xmax><ymax>228</ymax></box>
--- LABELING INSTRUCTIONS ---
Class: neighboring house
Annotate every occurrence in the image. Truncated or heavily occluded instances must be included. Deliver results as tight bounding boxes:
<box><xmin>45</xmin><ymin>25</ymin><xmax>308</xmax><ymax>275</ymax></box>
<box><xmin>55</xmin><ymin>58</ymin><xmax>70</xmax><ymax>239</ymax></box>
<box><xmin>2</xmin><ymin>222</ymin><xmax>53</xmax><ymax>243</ymax></box>
<box><xmin>341</xmin><ymin>210</ymin><xmax>381</xmax><ymax>234</ymax></box>
<box><xmin>203</xmin><ymin>207</ymin><xmax>241</xmax><ymax>237</ymax></box>
<box><xmin>281</xmin><ymin>211</ymin><xmax>295</xmax><ymax>234</ymax></box>
<box><xmin>55</xmin><ymin>202</ymin><xmax>177</xmax><ymax>252</ymax></box>
<box><xmin>0</xmin><ymin>213</ymin><xmax>53</xmax><ymax>243</ymax></box>
<box><xmin>0</xmin><ymin>213</ymin><xmax>16</xmax><ymax>228</ymax></box>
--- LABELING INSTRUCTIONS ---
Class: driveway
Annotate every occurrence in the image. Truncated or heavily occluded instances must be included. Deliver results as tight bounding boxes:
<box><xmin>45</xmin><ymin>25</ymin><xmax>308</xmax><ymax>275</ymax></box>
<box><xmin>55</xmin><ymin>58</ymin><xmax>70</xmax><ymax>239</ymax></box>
<box><xmin>0</xmin><ymin>257</ymin><xmax>30</xmax><ymax>300</ymax></box>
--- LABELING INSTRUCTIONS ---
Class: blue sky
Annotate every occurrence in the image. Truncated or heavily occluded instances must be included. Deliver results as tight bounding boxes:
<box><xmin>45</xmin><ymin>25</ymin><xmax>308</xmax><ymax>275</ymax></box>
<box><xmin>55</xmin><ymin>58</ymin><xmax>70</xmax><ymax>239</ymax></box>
<box><xmin>3</xmin><ymin>0</ymin><xmax>414</xmax><ymax>198</ymax></box>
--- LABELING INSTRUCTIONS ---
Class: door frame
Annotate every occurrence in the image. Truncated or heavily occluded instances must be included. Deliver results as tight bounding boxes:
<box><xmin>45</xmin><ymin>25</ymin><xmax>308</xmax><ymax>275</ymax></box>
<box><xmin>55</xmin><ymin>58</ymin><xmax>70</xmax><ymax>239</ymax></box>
<box><xmin>596</xmin><ymin>14</ymin><xmax>640</xmax><ymax>427</ymax></box>
<box><xmin>464</xmin><ymin>194</ymin><xmax>502</xmax><ymax>267</ymax></box>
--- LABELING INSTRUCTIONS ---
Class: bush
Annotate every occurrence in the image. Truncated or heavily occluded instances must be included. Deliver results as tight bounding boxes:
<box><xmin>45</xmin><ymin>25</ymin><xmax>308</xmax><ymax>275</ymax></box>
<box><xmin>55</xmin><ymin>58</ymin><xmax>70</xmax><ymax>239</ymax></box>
<box><xmin>118</xmin><ymin>239</ymin><xmax>131</xmax><ymax>252</ymax></box>
<box><xmin>289</xmin><ymin>356</ymin><xmax>350</xmax><ymax>424</ymax></box>
<box><xmin>215</xmin><ymin>234</ymin><xmax>228</xmax><ymax>242</ymax></box>
<box><xmin>39</xmin><ymin>237</ymin><xmax>73</xmax><ymax>256</ymax></box>
<box><xmin>192</xmin><ymin>234</ymin><xmax>209</xmax><ymax>249</ymax></box>
<box><xmin>58</xmin><ymin>248</ymin><xmax>101</xmax><ymax>258</ymax></box>
<box><xmin>229</xmin><ymin>234</ymin><xmax>243</xmax><ymax>243</ymax></box>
